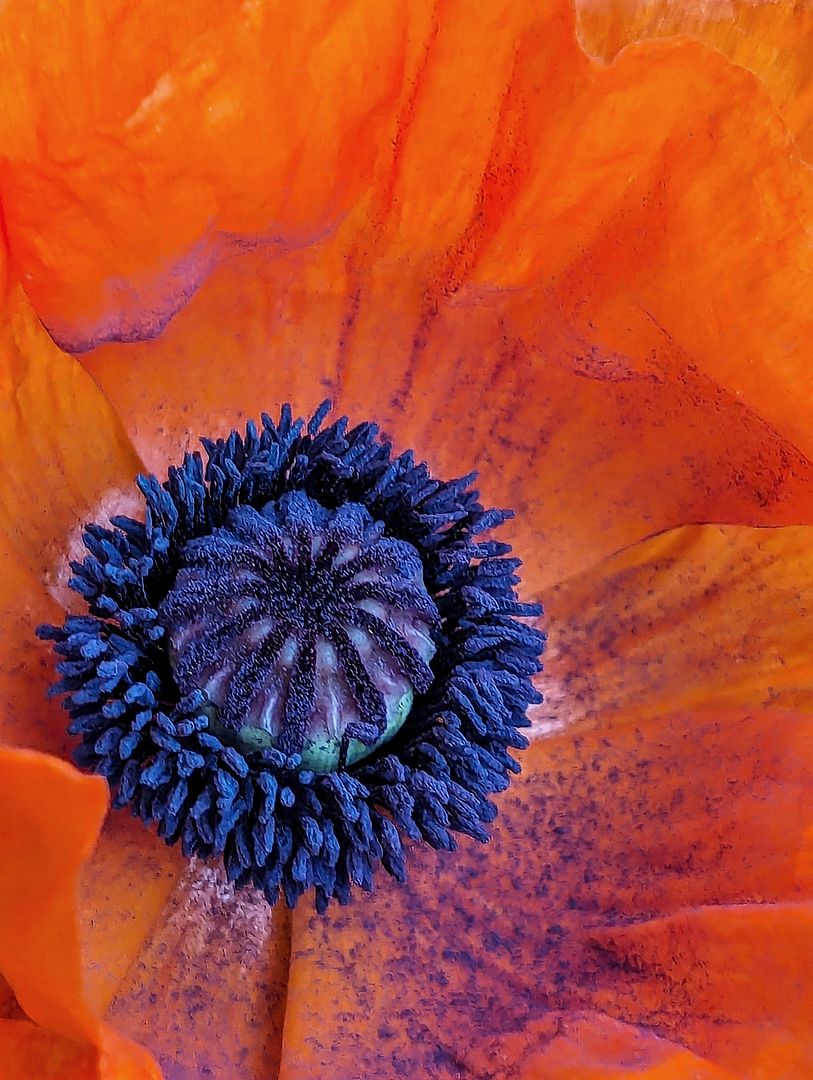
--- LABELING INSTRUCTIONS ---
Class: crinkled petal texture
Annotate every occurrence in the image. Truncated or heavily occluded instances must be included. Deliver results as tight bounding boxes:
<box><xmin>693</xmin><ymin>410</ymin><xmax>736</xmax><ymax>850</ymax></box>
<box><xmin>0</xmin><ymin>1</ymin><xmax>811</xmax><ymax>468</ymax></box>
<box><xmin>0</xmin><ymin>0</ymin><xmax>409</xmax><ymax>350</ymax></box>
<box><xmin>276</xmin><ymin>525</ymin><xmax>813</xmax><ymax>1080</ymax></box>
<box><xmin>280</xmin><ymin>708</ymin><xmax>813</xmax><ymax>1079</ymax></box>
<box><xmin>0</xmin><ymin>1</ymin><xmax>813</xmax><ymax>1079</ymax></box>
<box><xmin>575</xmin><ymin>0</ymin><xmax>813</xmax><ymax>163</ymax></box>
<box><xmin>0</xmin><ymin>748</ymin><xmax>159</xmax><ymax>1079</ymax></box>
<box><xmin>70</xmin><ymin>0</ymin><xmax>813</xmax><ymax>585</ymax></box>
<box><xmin>74</xmin><ymin>522</ymin><xmax>813</xmax><ymax>1078</ymax></box>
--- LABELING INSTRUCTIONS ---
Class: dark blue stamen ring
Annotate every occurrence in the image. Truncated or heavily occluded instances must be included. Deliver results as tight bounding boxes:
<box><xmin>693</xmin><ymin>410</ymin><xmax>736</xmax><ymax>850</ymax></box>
<box><xmin>39</xmin><ymin>402</ymin><xmax>545</xmax><ymax>910</ymax></box>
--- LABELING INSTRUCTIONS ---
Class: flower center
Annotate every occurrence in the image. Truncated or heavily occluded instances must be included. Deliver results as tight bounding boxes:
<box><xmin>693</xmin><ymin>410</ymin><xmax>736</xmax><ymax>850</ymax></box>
<box><xmin>39</xmin><ymin>402</ymin><xmax>545</xmax><ymax>910</ymax></box>
<box><xmin>159</xmin><ymin>491</ymin><xmax>438</xmax><ymax>770</ymax></box>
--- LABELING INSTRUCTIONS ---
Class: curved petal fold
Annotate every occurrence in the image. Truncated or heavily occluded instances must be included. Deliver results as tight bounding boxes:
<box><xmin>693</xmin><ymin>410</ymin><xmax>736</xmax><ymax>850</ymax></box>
<box><xmin>592</xmin><ymin>904</ymin><xmax>813</xmax><ymax>1078</ymax></box>
<box><xmin>0</xmin><ymin>747</ymin><xmax>159</xmax><ymax>1078</ymax></box>
<box><xmin>575</xmin><ymin>0</ymin><xmax>813</xmax><ymax>161</ymax></box>
<box><xmin>541</xmin><ymin>523</ymin><xmax>813</xmax><ymax>730</ymax></box>
<box><xmin>276</xmin><ymin>700</ymin><xmax>813</xmax><ymax>1079</ymax></box>
<box><xmin>0</xmin><ymin>286</ymin><xmax>142</xmax><ymax>582</ymax></box>
<box><xmin>1</xmin><ymin>2</ymin><xmax>810</xmax><ymax>465</ymax></box>
<box><xmin>85</xmin><ymin>253</ymin><xmax>813</xmax><ymax>596</ymax></box>
<box><xmin>0</xmin><ymin>0</ymin><xmax>410</xmax><ymax>349</ymax></box>
<box><xmin>468</xmin><ymin>24</ymin><xmax>813</xmax><ymax>463</ymax></box>
<box><xmin>0</xmin><ymin>286</ymin><xmax>142</xmax><ymax>754</ymax></box>
<box><xmin>517</xmin><ymin>1012</ymin><xmax>738</xmax><ymax>1079</ymax></box>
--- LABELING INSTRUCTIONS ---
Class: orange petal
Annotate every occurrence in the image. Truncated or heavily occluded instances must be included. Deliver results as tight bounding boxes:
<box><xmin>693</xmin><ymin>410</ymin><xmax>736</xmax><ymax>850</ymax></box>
<box><xmin>0</xmin><ymin>1023</ymin><xmax>162</xmax><ymax>1080</ymax></box>
<box><xmin>83</xmin><ymin>246</ymin><xmax>813</xmax><ymax>596</ymax></box>
<box><xmin>0</xmin><ymin>0</ymin><xmax>410</xmax><ymax>349</ymax></box>
<box><xmin>51</xmin><ymin>0</ymin><xmax>811</xmax><ymax>470</ymax></box>
<box><xmin>377</xmin><ymin>1012</ymin><xmax>738</xmax><ymax>1078</ymax></box>
<box><xmin>0</xmin><ymin>753</ymin><xmax>105</xmax><ymax>1042</ymax></box>
<box><xmin>103</xmin><ymin>863</ymin><xmax>291</xmax><ymax>1079</ymax></box>
<box><xmin>77</xmin><ymin>0</ymin><xmax>813</xmax><ymax>586</ymax></box>
<box><xmin>0</xmin><ymin>285</ymin><xmax>142</xmax><ymax>583</ymax></box>
<box><xmin>0</xmin><ymin>284</ymin><xmax>142</xmax><ymax>755</ymax></box>
<box><xmin>278</xmin><ymin>700</ymin><xmax>813</xmax><ymax>1078</ymax></box>
<box><xmin>0</xmin><ymin>291</ymin><xmax>184</xmax><ymax>1022</ymax></box>
<box><xmin>518</xmin><ymin>1013</ymin><xmax>737</xmax><ymax>1079</ymax></box>
<box><xmin>575</xmin><ymin>0</ymin><xmax>813</xmax><ymax>162</ymax></box>
<box><xmin>1</xmin><ymin>2</ymin><xmax>808</xmax><ymax>467</ymax></box>
<box><xmin>0</xmin><ymin>549</ymin><xmax>73</xmax><ymax>756</ymax></box>
<box><xmin>76</xmin><ymin>813</ymin><xmax>186</xmax><ymax>1018</ymax></box>
<box><xmin>0</xmin><ymin>1020</ymin><xmax>98</xmax><ymax>1080</ymax></box>
<box><xmin>467</xmin><ymin>16</ymin><xmax>813</xmax><ymax>462</ymax></box>
<box><xmin>540</xmin><ymin>523</ymin><xmax>813</xmax><ymax>730</ymax></box>
<box><xmin>592</xmin><ymin>904</ymin><xmax>813</xmax><ymax>1079</ymax></box>
<box><xmin>0</xmin><ymin>747</ymin><xmax>159</xmax><ymax>1078</ymax></box>
<box><xmin>0</xmin><ymin>290</ymin><xmax>188</xmax><ymax>1070</ymax></box>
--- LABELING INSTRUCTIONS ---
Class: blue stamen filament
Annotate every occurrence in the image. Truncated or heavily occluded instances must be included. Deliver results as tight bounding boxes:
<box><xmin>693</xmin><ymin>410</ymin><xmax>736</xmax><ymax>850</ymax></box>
<box><xmin>38</xmin><ymin>402</ymin><xmax>545</xmax><ymax>910</ymax></box>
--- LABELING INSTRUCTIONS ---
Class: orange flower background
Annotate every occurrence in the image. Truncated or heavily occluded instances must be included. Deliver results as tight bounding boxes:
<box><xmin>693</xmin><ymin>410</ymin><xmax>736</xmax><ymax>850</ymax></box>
<box><xmin>2</xmin><ymin>0</ymin><xmax>813</xmax><ymax>1077</ymax></box>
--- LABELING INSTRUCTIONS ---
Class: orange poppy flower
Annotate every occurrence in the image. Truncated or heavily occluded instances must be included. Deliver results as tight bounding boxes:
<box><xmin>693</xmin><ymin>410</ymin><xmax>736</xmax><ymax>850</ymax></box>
<box><xmin>2</xmin><ymin>1</ymin><xmax>813</xmax><ymax>1078</ymax></box>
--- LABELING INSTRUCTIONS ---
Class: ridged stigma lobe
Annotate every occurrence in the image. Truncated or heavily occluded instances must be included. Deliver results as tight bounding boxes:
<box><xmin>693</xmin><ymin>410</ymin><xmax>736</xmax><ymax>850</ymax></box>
<box><xmin>160</xmin><ymin>492</ymin><xmax>439</xmax><ymax>771</ymax></box>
